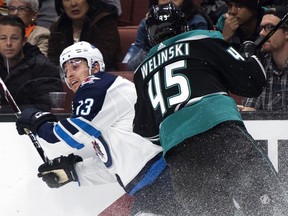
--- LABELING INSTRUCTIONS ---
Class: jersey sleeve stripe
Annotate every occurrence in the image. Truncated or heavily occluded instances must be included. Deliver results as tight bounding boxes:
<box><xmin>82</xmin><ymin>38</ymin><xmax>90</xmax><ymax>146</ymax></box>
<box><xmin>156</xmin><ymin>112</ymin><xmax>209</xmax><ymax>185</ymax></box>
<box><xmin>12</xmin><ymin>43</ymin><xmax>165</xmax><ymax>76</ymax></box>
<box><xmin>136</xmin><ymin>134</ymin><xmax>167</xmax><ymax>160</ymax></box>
<box><xmin>54</xmin><ymin>124</ymin><xmax>85</xmax><ymax>149</ymax></box>
<box><xmin>60</xmin><ymin>119</ymin><xmax>79</xmax><ymax>135</ymax></box>
<box><xmin>70</xmin><ymin>118</ymin><xmax>101</xmax><ymax>138</ymax></box>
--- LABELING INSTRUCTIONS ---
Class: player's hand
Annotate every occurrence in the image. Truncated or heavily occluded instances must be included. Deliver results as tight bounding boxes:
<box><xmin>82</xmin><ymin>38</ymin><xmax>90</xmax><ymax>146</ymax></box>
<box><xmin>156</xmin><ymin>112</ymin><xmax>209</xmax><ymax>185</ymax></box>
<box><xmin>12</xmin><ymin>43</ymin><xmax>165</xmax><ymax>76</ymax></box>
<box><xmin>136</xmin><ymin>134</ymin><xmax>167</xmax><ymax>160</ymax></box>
<box><xmin>239</xmin><ymin>41</ymin><xmax>256</xmax><ymax>59</ymax></box>
<box><xmin>38</xmin><ymin>153</ymin><xmax>83</xmax><ymax>188</ymax></box>
<box><xmin>222</xmin><ymin>14</ymin><xmax>239</xmax><ymax>41</ymax></box>
<box><xmin>16</xmin><ymin>108</ymin><xmax>57</xmax><ymax>135</ymax></box>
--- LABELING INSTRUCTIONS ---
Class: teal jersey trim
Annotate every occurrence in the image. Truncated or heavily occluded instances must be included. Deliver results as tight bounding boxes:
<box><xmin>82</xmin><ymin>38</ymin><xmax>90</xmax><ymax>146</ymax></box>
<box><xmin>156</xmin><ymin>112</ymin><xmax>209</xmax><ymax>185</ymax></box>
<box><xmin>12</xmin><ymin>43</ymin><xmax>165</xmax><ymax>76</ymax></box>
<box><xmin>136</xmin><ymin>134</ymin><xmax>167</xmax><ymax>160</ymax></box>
<box><xmin>159</xmin><ymin>95</ymin><xmax>242</xmax><ymax>155</ymax></box>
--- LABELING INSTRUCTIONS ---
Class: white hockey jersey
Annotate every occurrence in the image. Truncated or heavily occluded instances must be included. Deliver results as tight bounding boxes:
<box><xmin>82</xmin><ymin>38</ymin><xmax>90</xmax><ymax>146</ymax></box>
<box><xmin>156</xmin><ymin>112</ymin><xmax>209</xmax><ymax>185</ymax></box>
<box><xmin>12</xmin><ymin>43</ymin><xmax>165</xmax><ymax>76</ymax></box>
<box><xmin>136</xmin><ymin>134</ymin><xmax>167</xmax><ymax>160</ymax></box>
<box><xmin>37</xmin><ymin>72</ymin><xmax>163</xmax><ymax>194</ymax></box>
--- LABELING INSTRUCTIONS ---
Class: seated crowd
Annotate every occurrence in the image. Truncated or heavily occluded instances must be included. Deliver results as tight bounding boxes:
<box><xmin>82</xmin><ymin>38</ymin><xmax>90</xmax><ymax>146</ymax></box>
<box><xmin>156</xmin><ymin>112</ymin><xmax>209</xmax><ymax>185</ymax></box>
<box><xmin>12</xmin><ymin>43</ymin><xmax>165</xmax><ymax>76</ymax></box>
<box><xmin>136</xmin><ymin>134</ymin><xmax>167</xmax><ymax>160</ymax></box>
<box><xmin>0</xmin><ymin>0</ymin><xmax>287</xmax><ymax>114</ymax></box>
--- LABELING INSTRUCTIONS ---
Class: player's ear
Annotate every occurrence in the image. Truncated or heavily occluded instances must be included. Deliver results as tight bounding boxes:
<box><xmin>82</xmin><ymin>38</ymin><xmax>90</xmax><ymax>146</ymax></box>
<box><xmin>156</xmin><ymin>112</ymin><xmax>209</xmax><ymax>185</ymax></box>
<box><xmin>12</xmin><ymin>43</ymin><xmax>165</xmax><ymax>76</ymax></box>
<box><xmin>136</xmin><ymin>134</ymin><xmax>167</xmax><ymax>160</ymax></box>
<box><xmin>91</xmin><ymin>62</ymin><xmax>100</xmax><ymax>74</ymax></box>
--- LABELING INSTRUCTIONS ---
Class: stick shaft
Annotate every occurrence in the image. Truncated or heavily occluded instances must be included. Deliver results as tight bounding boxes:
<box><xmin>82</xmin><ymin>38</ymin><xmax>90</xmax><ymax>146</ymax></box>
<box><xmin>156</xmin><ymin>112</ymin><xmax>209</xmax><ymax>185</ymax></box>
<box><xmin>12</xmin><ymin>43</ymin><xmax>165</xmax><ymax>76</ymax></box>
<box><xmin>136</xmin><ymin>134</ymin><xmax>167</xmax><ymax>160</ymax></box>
<box><xmin>0</xmin><ymin>78</ymin><xmax>48</xmax><ymax>162</ymax></box>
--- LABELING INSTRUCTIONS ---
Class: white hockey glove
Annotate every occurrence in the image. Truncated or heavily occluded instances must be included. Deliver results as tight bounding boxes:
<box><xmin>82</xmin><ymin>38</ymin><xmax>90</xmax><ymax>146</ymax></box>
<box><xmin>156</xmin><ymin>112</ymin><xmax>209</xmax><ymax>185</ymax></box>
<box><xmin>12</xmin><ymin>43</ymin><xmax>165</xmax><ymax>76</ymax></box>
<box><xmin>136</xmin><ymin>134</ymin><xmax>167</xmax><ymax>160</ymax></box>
<box><xmin>38</xmin><ymin>153</ymin><xmax>83</xmax><ymax>188</ymax></box>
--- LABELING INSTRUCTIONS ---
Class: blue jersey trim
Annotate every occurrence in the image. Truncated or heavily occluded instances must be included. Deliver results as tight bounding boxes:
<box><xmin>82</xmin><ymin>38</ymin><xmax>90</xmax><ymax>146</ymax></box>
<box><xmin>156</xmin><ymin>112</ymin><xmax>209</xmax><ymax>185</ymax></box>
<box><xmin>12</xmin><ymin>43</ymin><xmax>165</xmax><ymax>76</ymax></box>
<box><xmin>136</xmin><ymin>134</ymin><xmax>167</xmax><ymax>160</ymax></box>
<box><xmin>61</xmin><ymin>119</ymin><xmax>79</xmax><ymax>135</ymax></box>
<box><xmin>70</xmin><ymin>118</ymin><xmax>101</xmax><ymax>138</ymax></box>
<box><xmin>129</xmin><ymin>157</ymin><xmax>166</xmax><ymax>195</ymax></box>
<box><xmin>54</xmin><ymin>124</ymin><xmax>85</xmax><ymax>149</ymax></box>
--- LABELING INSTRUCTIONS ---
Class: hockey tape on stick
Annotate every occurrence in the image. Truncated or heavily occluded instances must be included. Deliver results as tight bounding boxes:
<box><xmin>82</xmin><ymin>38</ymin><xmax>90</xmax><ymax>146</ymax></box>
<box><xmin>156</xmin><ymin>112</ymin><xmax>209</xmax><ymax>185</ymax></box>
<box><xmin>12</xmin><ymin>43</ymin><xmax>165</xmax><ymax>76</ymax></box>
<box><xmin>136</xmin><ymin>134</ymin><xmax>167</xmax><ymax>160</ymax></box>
<box><xmin>0</xmin><ymin>77</ymin><xmax>49</xmax><ymax>162</ymax></box>
<box><xmin>255</xmin><ymin>12</ymin><xmax>288</xmax><ymax>49</ymax></box>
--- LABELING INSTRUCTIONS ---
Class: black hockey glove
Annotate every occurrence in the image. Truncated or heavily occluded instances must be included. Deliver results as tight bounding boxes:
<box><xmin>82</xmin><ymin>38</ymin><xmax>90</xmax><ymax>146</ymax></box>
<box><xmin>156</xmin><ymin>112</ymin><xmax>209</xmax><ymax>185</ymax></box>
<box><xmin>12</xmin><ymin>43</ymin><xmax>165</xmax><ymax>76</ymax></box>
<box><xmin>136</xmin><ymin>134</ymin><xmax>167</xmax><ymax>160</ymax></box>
<box><xmin>16</xmin><ymin>108</ymin><xmax>57</xmax><ymax>135</ymax></box>
<box><xmin>239</xmin><ymin>41</ymin><xmax>256</xmax><ymax>59</ymax></box>
<box><xmin>38</xmin><ymin>153</ymin><xmax>83</xmax><ymax>188</ymax></box>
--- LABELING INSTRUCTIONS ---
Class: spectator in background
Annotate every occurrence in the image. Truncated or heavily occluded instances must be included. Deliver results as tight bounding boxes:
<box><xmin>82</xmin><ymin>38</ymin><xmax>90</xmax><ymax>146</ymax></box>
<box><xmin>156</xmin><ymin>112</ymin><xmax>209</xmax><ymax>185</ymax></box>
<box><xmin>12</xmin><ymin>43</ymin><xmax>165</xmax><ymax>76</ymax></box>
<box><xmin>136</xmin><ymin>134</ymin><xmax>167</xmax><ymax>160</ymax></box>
<box><xmin>35</xmin><ymin>0</ymin><xmax>119</xmax><ymax>29</ymax></box>
<box><xmin>240</xmin><ymin>5</ymin><xmax>288</xmax><ymax>111</ymax></box>
<box><xmin>0</xmin><ymin>15</ymin><xmax>62</xmax><ymax>112</ymax></box>
<box><xmin>200</xmin><ymin>0</ymin><xmax>228</xmax><ymax>25</ymax></box>
<box><xmin>216</xmin><ymin>0</ymin><xmax>265</xmax><ymax>51</ymax></box>
<box><xmin>48</xmin><ymin>0</ymin><xmax>121</xmax><ymax>71</ymax></box>
<box><xmin>6</xmin><ymin>0</ymin><xmax>50</xmax><ymax>56</ymax></box>
<box><xmin>126</xmin><ymin>0</ymin><xmax>214</xmax><ymax>71</ymax></box>
<box><xmin>37</xmin><ymin>0</ymin><xmax>58</xmax><ymax>29</ymax></box>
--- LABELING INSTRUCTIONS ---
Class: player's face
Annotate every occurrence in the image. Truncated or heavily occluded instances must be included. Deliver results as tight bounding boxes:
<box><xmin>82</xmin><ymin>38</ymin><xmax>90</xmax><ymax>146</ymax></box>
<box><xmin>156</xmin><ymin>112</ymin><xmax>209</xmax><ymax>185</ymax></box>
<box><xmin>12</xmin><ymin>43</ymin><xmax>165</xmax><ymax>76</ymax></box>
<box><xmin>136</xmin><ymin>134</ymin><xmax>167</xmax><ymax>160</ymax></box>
<box><xmin>259</xmin><ymin>14</ymin><xmax>288</xmax><ymax>53</ymax></box>
<box><xmin>7</xmin><ymin>0</ymin><xmax>37</xmax><ymax>27</ymax></box>
<box><xmin>227</xmin><ymin>2</ymin><xmax>254</xmax><ymax>25</ymax></box>
<box><xmin>62</xmin><ymin>0</ymin><xmax>89</xmax><ymax>22</ymax></box>
<box><xmin>0</xmin><ymin>25</ymin><xmax>26</xmax><ymax>61</ymax></box>
<box><xmin>63</xmin><ymin>58</ymin><xmax>90</xmax><ymax>92</ymax></box>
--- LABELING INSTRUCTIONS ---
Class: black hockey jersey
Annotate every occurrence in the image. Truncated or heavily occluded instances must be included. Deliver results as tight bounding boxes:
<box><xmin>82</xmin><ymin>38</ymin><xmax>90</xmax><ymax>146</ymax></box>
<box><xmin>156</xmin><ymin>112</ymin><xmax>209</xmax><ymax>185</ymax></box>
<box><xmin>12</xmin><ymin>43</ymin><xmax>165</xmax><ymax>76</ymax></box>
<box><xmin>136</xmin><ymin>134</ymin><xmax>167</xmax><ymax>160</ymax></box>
<box><xmin>133</xmin><ymin>30</ymin><xmax>266</xmax><ymax>154</ymax></box>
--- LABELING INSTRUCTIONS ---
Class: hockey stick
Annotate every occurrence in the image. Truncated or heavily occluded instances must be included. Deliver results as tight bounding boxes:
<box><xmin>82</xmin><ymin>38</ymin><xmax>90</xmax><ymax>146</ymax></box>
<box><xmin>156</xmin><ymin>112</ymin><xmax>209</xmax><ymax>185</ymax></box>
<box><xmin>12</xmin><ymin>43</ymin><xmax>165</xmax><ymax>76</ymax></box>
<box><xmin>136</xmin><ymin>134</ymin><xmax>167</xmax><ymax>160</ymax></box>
<box><xmin>254</xmin><ymin>11</ymin><xmax>288</xmax><ymax>49</ymax></box>
<box><xmin>0</xmin><ymin>77</ymin><xmax>49</xmax><ymax>162</ymax></box>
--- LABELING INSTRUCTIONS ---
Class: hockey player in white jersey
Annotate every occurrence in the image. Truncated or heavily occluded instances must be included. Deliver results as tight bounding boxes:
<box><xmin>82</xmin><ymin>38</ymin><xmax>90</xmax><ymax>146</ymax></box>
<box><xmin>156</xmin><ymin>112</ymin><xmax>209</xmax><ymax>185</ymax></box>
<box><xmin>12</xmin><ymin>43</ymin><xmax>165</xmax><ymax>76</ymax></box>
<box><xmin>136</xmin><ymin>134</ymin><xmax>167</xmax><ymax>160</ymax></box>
<box><xmin>15</xmin><ymin>41</ymin><xmax>186</xmax><ymax>215</ymax></box>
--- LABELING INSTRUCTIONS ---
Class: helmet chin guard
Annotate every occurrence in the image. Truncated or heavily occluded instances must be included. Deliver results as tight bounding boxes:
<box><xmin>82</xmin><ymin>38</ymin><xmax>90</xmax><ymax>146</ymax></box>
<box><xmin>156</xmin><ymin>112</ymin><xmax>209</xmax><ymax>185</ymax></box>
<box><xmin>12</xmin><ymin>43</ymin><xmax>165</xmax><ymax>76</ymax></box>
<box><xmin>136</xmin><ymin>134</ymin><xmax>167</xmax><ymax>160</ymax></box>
<box><xmin>146</xmin><ymin>2</ymin><xmax>188</xmax><ymax>46</ymax></box>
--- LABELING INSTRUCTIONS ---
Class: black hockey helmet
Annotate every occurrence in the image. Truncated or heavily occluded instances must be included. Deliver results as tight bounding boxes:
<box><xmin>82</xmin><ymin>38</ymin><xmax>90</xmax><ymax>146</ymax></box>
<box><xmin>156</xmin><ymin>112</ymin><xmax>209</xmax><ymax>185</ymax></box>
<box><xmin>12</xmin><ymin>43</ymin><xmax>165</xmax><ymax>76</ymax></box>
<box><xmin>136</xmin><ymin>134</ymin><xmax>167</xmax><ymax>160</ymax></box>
<box><xmin>146</xmin><ymin>2</ymin><xmax>188</xmax><ymax>46</ymax></box>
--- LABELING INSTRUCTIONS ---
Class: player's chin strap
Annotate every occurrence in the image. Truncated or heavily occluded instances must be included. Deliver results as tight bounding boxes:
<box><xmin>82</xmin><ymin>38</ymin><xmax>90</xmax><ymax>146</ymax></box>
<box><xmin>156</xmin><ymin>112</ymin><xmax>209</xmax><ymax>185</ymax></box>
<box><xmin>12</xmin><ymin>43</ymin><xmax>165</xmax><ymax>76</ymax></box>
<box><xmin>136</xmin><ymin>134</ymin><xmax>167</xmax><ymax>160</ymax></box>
<box><xmin>0</xmin><ymin>76</ymin><xmax>50</xmax><ymax>163</ymax></box>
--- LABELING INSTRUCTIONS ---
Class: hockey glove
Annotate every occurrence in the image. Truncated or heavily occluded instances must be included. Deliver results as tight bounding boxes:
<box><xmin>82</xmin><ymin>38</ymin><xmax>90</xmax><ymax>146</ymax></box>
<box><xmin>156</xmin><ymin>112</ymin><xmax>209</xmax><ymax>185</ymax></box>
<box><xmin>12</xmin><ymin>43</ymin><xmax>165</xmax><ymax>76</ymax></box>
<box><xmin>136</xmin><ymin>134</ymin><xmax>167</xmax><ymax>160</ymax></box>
<box><xmin>38</xmin><ymin>153</ymin><xmax>83</xmax><ymax>188</ymax></box>
<box><xmin>16</xmin><ymin>108</ymin><xmax>57</xmax><ymax>135</ymax></box>
<box><xmin>239</xmin><ymin>41</ymin><xmax>256</xmax><ymax>59</ymax></box>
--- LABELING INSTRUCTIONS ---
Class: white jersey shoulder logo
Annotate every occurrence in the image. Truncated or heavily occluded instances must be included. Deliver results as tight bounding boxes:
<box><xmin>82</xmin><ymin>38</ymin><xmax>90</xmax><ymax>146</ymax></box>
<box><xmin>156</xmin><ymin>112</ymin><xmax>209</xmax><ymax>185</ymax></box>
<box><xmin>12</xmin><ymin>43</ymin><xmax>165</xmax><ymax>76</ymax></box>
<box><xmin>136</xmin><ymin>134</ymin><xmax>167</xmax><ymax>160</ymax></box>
<box><xmin>81</xmin><ymin>76</ymin><xmax>100</xmax><ymax>87</ymax></box>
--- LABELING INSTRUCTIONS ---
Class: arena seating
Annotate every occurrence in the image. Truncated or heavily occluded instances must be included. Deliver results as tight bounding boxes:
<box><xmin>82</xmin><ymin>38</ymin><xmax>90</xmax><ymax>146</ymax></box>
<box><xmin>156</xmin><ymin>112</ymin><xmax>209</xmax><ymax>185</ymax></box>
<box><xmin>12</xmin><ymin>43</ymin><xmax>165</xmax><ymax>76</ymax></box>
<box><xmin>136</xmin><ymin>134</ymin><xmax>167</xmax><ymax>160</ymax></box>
<box><xmin>117</xmin><ymin>26</ymin><xmax>138</xmax><ymax>70</ymax></box>
<box><xmin>118</xmin><ymin>0</ymin><xmax>148</xmax><ymax>26</ymax></box>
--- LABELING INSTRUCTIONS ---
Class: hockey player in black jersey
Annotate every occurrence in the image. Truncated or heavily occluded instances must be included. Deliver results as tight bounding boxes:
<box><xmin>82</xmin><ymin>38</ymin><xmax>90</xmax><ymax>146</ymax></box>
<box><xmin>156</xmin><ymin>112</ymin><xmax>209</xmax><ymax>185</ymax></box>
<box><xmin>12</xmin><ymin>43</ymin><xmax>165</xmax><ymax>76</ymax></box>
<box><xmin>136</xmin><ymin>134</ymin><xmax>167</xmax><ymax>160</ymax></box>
<box><xmin>133</xmin><ymin>3</ymin><xmax>288</xmax><ymax>215</ymax></box>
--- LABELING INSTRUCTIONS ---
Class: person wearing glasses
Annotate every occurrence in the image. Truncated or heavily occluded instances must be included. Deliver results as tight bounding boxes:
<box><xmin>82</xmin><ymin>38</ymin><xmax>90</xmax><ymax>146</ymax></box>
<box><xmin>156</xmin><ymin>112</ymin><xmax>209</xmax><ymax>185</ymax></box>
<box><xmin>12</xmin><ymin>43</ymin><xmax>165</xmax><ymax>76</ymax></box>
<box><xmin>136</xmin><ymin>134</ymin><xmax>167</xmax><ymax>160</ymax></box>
<box><xmin>216</xmin><ymin>0</ymin><xmax>265</xmax><ymax>51</ymax></box>
<box><xmin>240</xmin><ymin>6</ymin><xmax>288</xmax><ymax>111</ymax></box>
<box><xmin>6</xmin><ymin>0</ymin><xmax>50</xmax><ymax>56</ymax></box>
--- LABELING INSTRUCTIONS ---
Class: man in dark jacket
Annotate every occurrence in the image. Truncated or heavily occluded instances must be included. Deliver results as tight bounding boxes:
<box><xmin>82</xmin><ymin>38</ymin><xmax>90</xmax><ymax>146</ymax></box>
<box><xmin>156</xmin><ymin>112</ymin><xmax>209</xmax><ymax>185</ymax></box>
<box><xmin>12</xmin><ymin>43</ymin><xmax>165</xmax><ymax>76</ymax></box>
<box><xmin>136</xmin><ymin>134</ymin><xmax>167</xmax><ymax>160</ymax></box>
<box><xmin>0</xmin><ymin>15</ymin><xmax>63</xmax><ymax>112</ymax></box>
